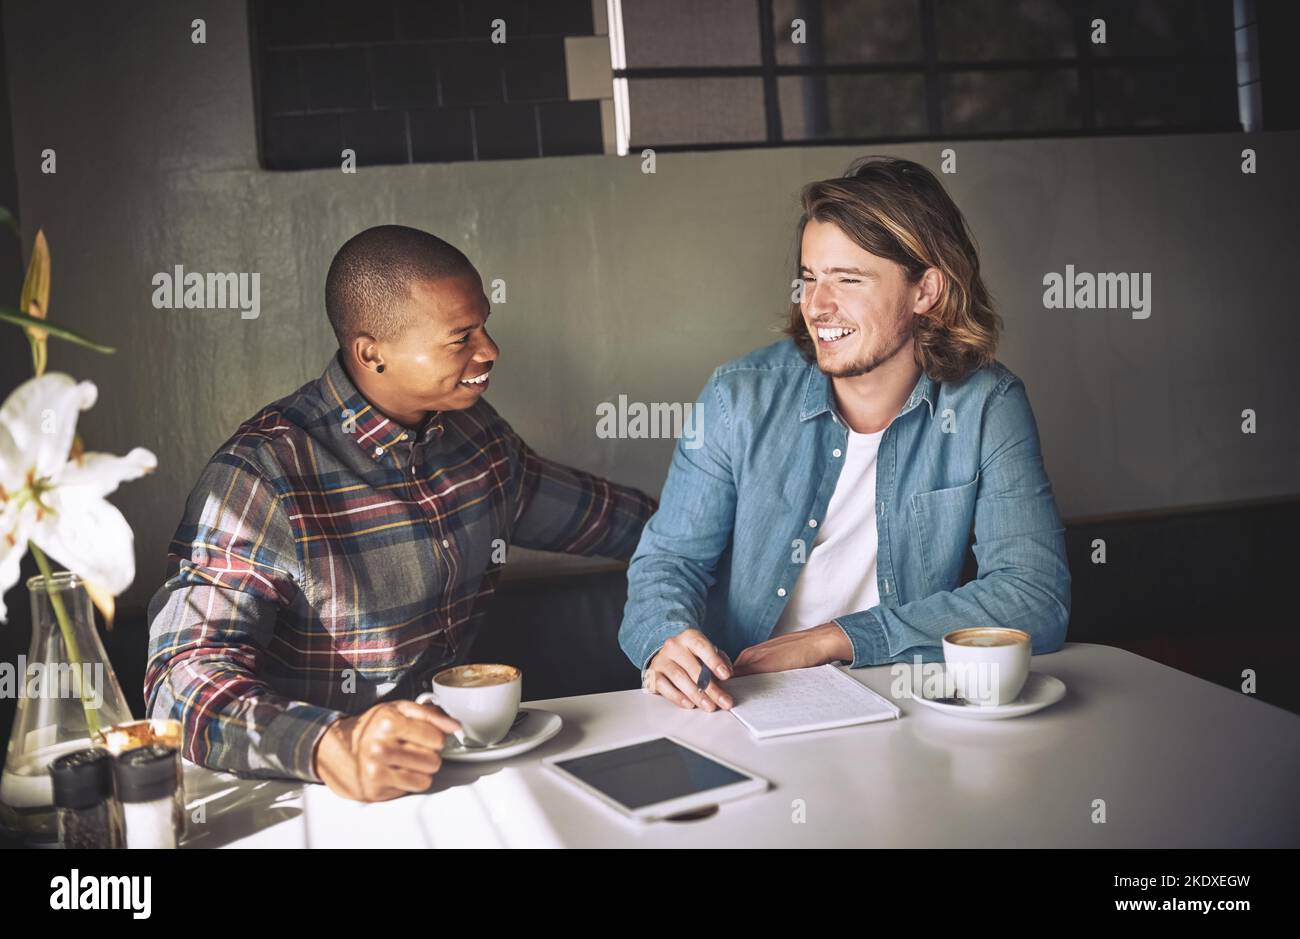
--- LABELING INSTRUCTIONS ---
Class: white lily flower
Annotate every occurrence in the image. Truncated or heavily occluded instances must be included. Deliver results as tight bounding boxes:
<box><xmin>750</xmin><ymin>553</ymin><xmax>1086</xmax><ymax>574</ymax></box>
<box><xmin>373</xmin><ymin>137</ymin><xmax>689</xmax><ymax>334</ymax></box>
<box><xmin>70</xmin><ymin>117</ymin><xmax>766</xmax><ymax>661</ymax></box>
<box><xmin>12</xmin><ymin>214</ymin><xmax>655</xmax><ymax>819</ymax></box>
<box><xmin>0</xmin><ymin>372</ymin><xmax>156</xmax><ymax>621</ymax></box>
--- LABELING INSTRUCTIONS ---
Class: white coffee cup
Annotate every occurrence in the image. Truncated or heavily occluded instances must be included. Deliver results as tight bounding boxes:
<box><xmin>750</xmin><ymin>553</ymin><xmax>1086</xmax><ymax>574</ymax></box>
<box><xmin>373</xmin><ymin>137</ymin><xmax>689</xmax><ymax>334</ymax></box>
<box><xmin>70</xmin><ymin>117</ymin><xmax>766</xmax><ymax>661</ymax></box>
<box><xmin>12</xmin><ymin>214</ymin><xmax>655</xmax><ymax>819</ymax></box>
<box><xmin>941</xmin><ymin>628</ymin><xmax>1031</xmax><ymax>707</ymax></box>
<box><xmin>416</xmin><ymin>663</ymin><xmax>522</xmax><ymax>747</ymax></box>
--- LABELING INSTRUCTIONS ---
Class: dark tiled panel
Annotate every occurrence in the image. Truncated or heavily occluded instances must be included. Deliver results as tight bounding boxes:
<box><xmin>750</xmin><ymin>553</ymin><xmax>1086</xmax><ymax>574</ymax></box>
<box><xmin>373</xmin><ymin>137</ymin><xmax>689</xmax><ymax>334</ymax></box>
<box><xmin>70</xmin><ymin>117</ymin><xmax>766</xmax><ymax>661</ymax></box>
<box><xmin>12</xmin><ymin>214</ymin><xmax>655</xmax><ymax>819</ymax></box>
<box><xmin>258</xmin><ymin>0</ymin><xmax>398</xmax><ymax>45</ymax></box>
<box><xmin>396</xmin><ymin>0</ymin><xmax>463</xmax><ymax>40</ymax></box>
<box><xmin>301</xmin><ymin>47</ymin><xmax>371</xmax><ymax>110</ymax></box>
<box><xmin>313</xmin><ymin>0</ymin><xmax>398</xmax><ymax>44</ymax></box>
<box><xmin>504</xmin><ymin>37</ymin><xmax>567</xmax><ymax>102</ymax></box>
<box><xmin>341</xmin><ymin>109</ymin><xmax>409</xmax><ymax>165</ymax></box>
<box><xmin>252</xmin><ymin>0</ymin><xmax>600</xmax><ymax>168</ymax></box>
<box><xmin>474</xmin><ymin>103</ymin><xmax>539</xmax><ymax>159</ymax></box>
<box><xmin>264</xmin><ymin>113</ymin><xmax>343</xmax><ymax>169</ymax></box>
<box><xmin>459</xmin><ymin>0</ymin><xmax>522</xmax><ymax>39</ymax></box>
<box><xmin>409</xmin><ymin>107</ymin><xmax>476</xmax><ymax>162</ymax></box>
<box><xmin>439</xmin><ymin>41</ymin><xmax>505</xmax><ymax>105</ymax></box>
<box><xmin>258</xmin><ymin>0</ymin><xmax>334</xmax><ymax>46</ymax></box>
<box><xmin>260</xmin><ymin>0</ymin><xmax>399</xmax><ymax>46</ymax></box>
<box><xmin>371</xmin><ymin>43</ymin><xmax>439</xmax><ymax>107</ymax></box>
<box><xmin>539</xmin><ymin>100</ymin><xmax>602</xmax><ymax>156</ymax></box>
<box><xmin>526</xmin><ymin>0</ymin><xmax>595</xmax><ymax>36</ymax></box>
<box><xmin>461</xmin><ymin>0</ymin><xmax>594</xmax><ymax>37</ymax></box>
<box><xmin>260</xmin><ymin>51</ymin><xmax>305</xmax><ymax>115</ymax></box>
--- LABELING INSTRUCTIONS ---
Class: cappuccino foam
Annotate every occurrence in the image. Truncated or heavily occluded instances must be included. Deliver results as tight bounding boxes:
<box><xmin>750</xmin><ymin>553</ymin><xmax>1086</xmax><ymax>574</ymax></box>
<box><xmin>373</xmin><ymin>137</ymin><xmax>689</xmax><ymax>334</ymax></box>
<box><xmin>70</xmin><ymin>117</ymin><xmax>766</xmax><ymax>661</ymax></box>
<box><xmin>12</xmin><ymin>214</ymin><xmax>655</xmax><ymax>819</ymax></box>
<box><xmin>946</xmin><ymin>628</ymin><xmax>1028</xmax><ymax>648</ymax></box>
<box><xmin>435</xmin><ymin>664</ymin><xmax>519</xmax><ymax>688</ymax></box>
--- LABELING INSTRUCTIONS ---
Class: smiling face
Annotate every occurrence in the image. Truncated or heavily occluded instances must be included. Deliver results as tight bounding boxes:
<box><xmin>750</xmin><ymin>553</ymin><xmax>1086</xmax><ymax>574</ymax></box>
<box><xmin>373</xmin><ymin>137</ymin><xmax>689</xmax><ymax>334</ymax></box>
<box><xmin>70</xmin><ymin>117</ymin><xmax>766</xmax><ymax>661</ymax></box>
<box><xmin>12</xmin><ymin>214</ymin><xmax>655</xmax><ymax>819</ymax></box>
<box><xmin>799</xmin><ymin>218</ymin><xmax>919</xmax><ymax>379</ymax></box>
<box><xmin>374</xmin><ymin>272</ymin><xmax>498</xmax><ymax>413</ymax></box>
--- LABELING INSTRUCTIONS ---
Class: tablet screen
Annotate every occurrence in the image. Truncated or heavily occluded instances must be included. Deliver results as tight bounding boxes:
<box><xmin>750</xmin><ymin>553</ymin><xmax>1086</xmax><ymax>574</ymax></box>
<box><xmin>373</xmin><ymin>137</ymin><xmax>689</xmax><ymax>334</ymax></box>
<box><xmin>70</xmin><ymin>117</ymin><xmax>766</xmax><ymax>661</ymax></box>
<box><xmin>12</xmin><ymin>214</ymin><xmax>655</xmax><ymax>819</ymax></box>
<box><xmin>554</xmin><ymin>738</ymin><xmax>749</xmax><ymax>810</ymax></box>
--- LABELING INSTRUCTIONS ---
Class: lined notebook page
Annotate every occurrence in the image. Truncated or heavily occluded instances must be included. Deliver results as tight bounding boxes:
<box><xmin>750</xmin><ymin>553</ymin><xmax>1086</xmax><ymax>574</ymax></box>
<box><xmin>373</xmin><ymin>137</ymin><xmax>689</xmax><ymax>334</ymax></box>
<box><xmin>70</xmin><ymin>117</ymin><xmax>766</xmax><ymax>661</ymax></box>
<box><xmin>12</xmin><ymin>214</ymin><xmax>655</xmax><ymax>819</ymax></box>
<box><xmin>727</xmin><ymin>665</ymin><xmax>901</xmax><ymax>738</ymax></box>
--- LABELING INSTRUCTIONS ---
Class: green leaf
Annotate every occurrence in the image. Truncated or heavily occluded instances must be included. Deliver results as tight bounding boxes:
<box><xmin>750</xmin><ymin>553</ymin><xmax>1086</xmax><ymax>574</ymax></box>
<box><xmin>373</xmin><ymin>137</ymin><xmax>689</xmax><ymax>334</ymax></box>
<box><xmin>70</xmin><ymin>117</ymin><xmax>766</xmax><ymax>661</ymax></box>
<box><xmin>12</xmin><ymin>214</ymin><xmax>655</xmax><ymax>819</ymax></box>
<box><xmin>0</xmin><ymin>306</ymin><xmax>115</xmax><ymax>354</ymax></box>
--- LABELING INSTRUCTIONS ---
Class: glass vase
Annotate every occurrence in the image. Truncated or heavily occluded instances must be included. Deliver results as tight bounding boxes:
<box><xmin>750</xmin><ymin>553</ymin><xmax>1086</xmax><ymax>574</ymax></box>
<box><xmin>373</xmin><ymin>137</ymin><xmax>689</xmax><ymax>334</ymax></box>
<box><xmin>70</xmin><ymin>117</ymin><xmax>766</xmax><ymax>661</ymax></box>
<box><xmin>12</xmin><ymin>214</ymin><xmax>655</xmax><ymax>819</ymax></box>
<box><xmin>0</xmin><ymin>572</ymin><xmax>133</xmax><ymax>843</ymax></box>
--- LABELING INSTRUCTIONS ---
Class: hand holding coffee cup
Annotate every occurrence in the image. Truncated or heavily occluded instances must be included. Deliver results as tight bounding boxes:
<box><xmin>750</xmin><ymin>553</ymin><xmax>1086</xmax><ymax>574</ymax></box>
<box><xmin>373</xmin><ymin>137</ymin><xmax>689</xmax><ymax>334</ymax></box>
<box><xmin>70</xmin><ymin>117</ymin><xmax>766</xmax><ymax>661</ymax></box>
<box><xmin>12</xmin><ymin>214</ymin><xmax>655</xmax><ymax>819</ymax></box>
<box><xmin>314</xmin><ymin>700</ymin><xmax>463</xmax><ymax>803</ymax></box>
<box><xmin>941</xmin><ymin>628</ymin><xmax>1031</xmax><ymax>706</ymax></box>
<box><xmin>416</xmin><ymin>664</ymin><xmax>522</xmax><ymax>747</ymax></box>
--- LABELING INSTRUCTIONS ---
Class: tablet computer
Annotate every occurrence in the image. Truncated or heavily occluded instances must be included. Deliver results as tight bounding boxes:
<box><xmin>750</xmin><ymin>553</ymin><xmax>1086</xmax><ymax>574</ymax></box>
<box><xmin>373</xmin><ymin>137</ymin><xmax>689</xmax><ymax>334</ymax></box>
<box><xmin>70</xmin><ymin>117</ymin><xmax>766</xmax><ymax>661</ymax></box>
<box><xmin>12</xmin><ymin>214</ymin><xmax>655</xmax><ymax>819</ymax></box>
<box><xmin>542</xmin><ymin>736</ymin><xmax>769</xmax><ymax>822</ymax></box>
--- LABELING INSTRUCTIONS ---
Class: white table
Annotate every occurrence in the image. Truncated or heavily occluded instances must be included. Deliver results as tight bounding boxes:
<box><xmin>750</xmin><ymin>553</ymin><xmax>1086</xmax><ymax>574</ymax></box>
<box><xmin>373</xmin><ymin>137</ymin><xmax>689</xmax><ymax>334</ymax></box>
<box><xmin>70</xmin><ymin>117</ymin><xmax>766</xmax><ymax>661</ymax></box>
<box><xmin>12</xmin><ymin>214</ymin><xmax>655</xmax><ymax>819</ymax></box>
<box><xmin>180</xmin><ymin>643</ymin><xmax>1300</xmax><ymax>848</ymax></box>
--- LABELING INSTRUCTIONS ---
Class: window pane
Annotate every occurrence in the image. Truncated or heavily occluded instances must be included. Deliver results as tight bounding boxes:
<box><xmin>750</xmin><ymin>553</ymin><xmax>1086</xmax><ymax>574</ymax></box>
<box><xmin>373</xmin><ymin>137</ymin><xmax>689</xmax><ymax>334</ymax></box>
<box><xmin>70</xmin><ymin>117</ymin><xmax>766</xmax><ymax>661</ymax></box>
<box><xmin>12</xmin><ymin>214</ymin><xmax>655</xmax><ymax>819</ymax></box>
<box><xmin>623</xmin><ymin>0</ymin><xmax>761</xmax><ymax>68</ymax></box>
<box><xmin>780</xmin><ymin>73</ymin><xmax>926</xmax><ymax>139</ymax></box>
<box><xmin>773</xmin><ymin>0</ymin><xmax>922</xmax><ymax>65</ymax></box>
<box><xmin>940</xmin><ymin>68</ymin><xmax>1081</xmax><ymax>133</ymax></box>
<box><xmin>934</xmin><ymin>0</ymin><xmax>1076</xmax><ymax>61</ymax></box>
<box><xmin>1087</xmin><ymin>0</ymin><xmax>1235</xmax><ymax>58</ymax></box>
<box><xmin>1092</xmin><ymin>62</ymin><xmax>1238</xmax><ymax>128</ymax></box>
<box><xmin>627</xmin><ymin>78</ymin><xmax>767</xmax><ymax>146</ymax></box>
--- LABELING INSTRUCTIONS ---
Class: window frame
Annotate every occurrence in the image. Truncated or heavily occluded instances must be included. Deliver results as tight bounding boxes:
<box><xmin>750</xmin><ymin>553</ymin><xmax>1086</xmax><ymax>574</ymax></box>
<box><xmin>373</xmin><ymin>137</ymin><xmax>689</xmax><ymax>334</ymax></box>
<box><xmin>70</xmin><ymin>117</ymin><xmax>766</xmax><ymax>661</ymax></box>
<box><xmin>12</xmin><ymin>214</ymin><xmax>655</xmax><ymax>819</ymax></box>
<box><xmin>611</xmin><ymin>0</ymin><xmax>1241</xmax><ymax>152</ymax></box>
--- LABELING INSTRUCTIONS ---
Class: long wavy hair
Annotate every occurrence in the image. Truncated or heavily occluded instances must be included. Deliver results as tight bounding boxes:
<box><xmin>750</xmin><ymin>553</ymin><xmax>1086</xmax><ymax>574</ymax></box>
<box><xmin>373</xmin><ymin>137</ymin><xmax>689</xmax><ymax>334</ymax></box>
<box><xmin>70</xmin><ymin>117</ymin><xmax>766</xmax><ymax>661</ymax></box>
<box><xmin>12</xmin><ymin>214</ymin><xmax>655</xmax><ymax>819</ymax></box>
<box><xmin>785</xmin><ymin>156</ymin><xmax>1001</xmax><ymax>383</ymax></box>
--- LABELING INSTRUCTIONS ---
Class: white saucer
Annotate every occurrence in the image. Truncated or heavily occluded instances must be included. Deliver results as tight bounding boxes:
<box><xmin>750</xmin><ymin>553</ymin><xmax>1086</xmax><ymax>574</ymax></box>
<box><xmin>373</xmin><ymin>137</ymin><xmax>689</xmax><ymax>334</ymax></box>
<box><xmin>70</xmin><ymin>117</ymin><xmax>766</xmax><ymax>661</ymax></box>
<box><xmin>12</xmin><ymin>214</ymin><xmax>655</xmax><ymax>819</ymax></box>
<box><xmin>440</xmin><ymin>708</ymin><xmax>563</xmax><ymax>762</ymax></box>
<box><xmin>907</xmin><ymin>670</ymin><xmax>1066</xmax><ymax>721</ymax></box>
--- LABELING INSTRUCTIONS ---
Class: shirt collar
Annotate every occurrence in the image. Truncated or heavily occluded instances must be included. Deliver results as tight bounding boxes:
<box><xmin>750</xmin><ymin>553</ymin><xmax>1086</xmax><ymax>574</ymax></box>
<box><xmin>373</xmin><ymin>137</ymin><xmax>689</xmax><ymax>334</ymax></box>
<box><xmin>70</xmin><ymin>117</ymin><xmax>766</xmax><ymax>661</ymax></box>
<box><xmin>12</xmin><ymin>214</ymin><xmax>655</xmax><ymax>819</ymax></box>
<box><xmin>798</xmin><ymin>359</ymin><xmax>938</xmax><ymax>423</ymax></box>
<box><xmin>318</xmin><ymin>352</ymin><xmax>444</xmax><ymax>462</ymax></box>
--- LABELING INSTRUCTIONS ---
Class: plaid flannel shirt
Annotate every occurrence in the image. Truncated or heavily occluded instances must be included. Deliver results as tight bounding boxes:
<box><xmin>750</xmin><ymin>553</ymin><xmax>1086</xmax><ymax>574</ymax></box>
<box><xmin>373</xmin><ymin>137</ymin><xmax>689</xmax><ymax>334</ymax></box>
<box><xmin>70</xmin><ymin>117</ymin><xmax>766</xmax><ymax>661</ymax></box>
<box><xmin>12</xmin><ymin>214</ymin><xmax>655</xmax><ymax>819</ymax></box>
<box><xmin>144</xmin><ymin>352</ymin><xmax>654</xmax><ymax>782</ymax></box>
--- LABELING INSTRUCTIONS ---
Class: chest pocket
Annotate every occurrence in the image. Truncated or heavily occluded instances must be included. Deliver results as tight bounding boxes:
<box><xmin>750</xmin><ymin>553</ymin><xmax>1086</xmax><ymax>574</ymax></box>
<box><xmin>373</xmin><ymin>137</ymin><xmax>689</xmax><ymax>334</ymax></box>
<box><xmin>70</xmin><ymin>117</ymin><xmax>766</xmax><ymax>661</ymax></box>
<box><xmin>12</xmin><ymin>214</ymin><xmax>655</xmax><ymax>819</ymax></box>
<box><xmin>910</xmin><ymin>474</ymin><xmax>979</xmax><ymax>594</ymax></box>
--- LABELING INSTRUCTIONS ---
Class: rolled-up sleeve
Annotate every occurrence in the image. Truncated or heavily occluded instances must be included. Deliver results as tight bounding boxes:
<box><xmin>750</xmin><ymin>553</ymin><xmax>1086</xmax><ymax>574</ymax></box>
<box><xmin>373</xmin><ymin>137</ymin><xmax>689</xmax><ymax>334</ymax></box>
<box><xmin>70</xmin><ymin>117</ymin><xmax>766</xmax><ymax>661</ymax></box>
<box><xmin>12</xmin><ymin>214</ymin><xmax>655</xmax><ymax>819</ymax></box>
<box><xmin>144</xmin><ymin>456</ymin><xmax>343</xmax><ymax>782</ymax></box>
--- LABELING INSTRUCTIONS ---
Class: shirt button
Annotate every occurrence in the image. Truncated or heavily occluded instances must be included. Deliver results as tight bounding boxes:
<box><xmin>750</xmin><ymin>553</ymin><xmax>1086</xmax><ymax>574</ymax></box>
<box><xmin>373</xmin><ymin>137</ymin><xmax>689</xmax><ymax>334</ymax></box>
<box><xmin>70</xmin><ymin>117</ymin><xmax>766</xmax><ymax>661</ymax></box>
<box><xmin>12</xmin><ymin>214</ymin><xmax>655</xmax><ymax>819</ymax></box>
<box><xmin>410</xmin><ymin>465</ymin><xmax>417</xmax><ymax>474</ymax></box>
<box><xmin>808</xmin><ymin>519</ymin><xmax>817</xmax><ymax>528</ymax></box>
<box><xmin>374</xmin><ymin>447</ymin><xmax>384</xmax><ymax>457</ymax></box>
<box><xmin>832</xmin><ymin>448</ymin><xmax>842</xmax><ymax>458</ymax></box>
<box><xmin>442</xmin><ymin>539</ymin><xmax>450</xmax><ymax>548</ymax></box>
<box><xmin>777</xmin><ymin>587</ymin><xmax>787</xmax><ymax>597</ymax></box>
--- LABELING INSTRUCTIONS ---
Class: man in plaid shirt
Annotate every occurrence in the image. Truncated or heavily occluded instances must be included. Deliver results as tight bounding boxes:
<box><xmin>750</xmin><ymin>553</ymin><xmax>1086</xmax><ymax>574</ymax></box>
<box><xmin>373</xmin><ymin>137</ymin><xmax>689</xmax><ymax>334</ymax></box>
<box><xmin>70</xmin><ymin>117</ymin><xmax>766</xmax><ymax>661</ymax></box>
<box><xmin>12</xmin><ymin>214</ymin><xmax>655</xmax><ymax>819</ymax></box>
<box><xmin>145</xmin><ymin>226</ymin><xmax>655</xmax><ymax>801</ymax></box>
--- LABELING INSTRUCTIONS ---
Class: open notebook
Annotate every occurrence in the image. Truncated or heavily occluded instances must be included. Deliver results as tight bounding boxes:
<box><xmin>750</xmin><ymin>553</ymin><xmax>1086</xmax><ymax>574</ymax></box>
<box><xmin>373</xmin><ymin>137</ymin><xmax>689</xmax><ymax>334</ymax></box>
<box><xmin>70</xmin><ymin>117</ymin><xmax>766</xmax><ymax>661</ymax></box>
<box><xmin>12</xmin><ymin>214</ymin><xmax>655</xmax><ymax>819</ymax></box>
<box><xmin>726</xmin><ymin>664</ymin><xmax>901</xmax><ymax>738</ymax></box>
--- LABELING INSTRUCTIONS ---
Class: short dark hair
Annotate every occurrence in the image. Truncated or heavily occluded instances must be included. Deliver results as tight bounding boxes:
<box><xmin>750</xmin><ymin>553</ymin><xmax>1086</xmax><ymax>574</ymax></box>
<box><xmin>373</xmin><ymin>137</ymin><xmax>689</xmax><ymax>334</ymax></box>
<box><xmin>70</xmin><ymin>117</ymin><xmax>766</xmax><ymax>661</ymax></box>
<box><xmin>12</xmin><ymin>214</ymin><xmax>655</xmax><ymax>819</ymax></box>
<box><xmin>325</xmin><ymin>225</ymin><xmax>476</xmax><ymax>345</ymax></box>
<box><xmin>785</xmin><ymin>156</ymin><xmax>1001</xmax><ymax>383</ymax></box>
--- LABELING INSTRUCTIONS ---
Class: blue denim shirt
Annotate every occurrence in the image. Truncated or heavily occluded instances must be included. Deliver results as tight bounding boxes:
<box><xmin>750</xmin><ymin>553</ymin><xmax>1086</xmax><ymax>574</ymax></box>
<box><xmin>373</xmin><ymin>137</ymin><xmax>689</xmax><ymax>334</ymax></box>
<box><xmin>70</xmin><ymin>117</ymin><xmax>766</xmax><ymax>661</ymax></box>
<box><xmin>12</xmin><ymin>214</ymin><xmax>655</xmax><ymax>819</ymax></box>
<box><xmin>619</xmin><ymin>339</ymin><xmax>1070</xmax><ymax>670</ymax></box>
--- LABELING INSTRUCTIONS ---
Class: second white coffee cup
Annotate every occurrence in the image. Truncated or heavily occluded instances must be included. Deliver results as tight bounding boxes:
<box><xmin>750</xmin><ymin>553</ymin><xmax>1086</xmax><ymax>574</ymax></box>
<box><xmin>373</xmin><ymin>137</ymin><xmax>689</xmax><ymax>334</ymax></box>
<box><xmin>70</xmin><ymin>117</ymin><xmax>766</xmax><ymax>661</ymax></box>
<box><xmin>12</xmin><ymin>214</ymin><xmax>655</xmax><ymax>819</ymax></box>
<box><xmin>941</xmin><ymin>627</ymin><xmax>1031</xmax><ymax>707</ymax></box>
<box><xmin>415</xmin><ymin>663</ymin><xmax>522</xmax><ymax>747</ymax></box>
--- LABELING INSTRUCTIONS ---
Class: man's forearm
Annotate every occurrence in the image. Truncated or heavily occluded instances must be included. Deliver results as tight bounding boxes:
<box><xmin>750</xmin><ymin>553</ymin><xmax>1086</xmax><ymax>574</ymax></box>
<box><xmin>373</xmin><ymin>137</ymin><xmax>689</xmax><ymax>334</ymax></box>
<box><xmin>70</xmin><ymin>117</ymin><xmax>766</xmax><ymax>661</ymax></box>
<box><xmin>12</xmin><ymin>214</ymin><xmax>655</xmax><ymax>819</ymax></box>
<box><xmin>833</xmin><ymin>564</ymin><xmax>1069</xmax><ymax>668</ymax></box>
<box><xmin>819</xmin><ymin>622</ymin><xmax>854</xmax><ymax>663</ymax></box>
<box><xmin>511</xmin><ymin>449</ymin><xmax>656</xmax><ymax>560</ymax></box>
<box><xmin>147</xmin><ymin>656</ymin><xmax>344</xmax><ymax>781</ymax></box>
<box><xmin>145</xmin><ymin>583</ymin><xmax>344</xmax><ymax>780</ymax></box>
<box><xmin>619</xmin><ymin>549</ymin><xmax>711</xmax><ymax>668</ymax></box>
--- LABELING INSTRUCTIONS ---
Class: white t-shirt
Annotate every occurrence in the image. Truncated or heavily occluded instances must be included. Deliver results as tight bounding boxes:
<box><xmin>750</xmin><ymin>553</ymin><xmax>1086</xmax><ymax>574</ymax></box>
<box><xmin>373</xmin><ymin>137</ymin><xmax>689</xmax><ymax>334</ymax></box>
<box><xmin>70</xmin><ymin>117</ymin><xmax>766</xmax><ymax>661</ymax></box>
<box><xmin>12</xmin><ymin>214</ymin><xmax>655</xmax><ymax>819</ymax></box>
<box><xmin>771</xmin><ymin>426</ymin><xmax>885</xmax><ymax>636</ymax></box>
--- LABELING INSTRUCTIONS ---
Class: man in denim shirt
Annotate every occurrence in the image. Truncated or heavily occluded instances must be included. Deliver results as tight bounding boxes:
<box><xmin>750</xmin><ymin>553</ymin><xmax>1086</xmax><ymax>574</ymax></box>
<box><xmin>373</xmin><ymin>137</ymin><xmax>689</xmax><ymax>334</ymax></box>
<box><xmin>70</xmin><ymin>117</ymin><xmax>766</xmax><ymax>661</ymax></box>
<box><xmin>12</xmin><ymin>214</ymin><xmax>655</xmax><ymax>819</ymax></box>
<box><xmin>619</xmin><ymin>157</ymin><xmax>1070</xmax><ymax>711</ymax></box>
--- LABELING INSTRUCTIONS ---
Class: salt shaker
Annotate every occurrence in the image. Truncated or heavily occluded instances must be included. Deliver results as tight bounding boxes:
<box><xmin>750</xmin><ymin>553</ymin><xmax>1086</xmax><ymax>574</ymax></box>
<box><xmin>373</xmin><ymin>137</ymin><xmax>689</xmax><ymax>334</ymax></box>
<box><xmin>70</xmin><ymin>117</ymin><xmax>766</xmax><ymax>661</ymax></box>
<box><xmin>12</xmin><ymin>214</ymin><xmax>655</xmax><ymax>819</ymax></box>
<box><xmin>113</xmin><ymin>744</ymin><xmax>180</xmax><ymax>849</ymax></box>
<box><xmin>51</xmin><ymin>748</ymin><xmax>124</xmax><ymax>849</ymax></box>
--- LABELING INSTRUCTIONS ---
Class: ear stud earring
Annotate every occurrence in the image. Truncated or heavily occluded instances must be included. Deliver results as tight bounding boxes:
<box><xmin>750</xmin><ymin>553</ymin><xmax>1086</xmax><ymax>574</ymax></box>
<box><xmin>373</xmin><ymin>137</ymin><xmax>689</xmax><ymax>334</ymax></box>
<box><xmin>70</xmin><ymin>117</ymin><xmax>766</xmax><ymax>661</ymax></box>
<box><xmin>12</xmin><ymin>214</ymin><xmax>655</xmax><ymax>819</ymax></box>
<box><xmin>377</xmin><ymin>364</ymin><xmax>385</xmax><ymax>373</ymax></box>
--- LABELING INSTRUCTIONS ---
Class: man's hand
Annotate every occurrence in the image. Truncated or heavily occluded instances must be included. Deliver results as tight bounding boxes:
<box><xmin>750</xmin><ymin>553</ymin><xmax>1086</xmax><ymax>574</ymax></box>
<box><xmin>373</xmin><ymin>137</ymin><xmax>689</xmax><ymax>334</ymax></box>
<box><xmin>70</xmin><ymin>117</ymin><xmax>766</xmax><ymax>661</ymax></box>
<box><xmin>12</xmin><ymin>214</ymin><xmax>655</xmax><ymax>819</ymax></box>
<box><xmin>313</xmin><ymin>700</ymin><xmax>462</xmax><ymax>802</ymax></box>
<box><xmin>732</xmin><ymin>623</ymin><xmax>853</xmax><ymax>677</ymax></box>
<box><xmin>645</xmin><ymin>628</ymin><xmax>735</xmax><ymax>711</ymax></box>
